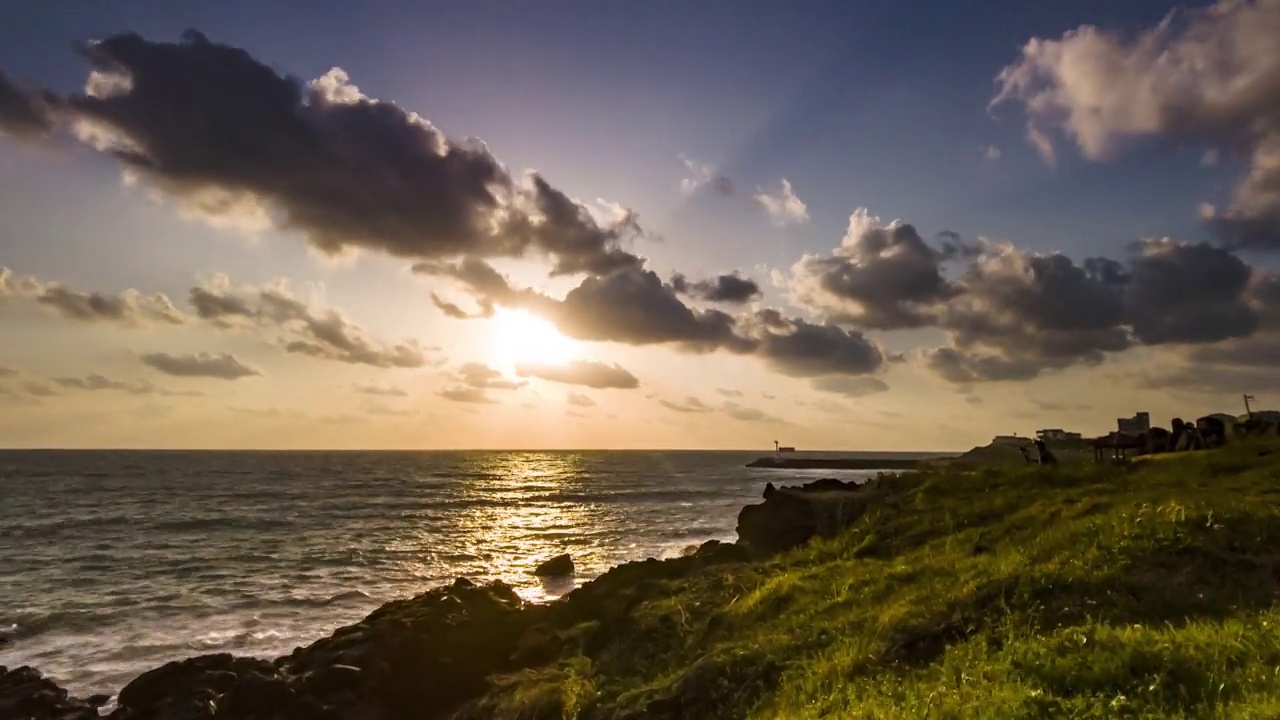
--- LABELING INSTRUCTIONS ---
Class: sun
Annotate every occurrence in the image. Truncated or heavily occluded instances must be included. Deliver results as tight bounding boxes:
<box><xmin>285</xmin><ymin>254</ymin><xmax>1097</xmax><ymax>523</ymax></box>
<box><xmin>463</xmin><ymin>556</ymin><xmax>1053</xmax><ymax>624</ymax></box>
<box><xmin>490</xmin><ymin>308</ymin><xmax>579</xmax><ymax>372</ymax></box>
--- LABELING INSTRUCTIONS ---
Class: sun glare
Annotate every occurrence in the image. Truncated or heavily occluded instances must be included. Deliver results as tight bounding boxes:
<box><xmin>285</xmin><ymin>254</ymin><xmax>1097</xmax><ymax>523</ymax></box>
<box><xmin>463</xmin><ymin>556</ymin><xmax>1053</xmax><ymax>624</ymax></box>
<box><xmin>491</xmin><ymin>308</ymin><xmax>579</xmax><ymax>372</ymax></box>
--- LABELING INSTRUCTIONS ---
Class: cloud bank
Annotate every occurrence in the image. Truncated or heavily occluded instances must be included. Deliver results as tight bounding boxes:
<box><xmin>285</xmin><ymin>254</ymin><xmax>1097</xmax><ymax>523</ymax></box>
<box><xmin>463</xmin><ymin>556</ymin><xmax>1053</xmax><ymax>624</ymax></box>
<box><xmin>141</xmin><ymin>352</ymin><xmax>260</xmax><ymax>380</ymax></box>
<box><xmin>993</xmin><ymin>0</ymin><xmax>1280</xmax><ymax>250</ymax></box>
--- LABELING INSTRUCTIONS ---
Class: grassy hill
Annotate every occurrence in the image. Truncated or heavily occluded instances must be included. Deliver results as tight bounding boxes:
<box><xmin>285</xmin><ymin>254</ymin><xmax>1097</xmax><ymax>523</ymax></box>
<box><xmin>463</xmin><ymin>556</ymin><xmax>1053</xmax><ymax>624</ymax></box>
<box><xmin>466</xmin><ymin>439</ymin><xmax>1280</xmax><ymax>719</ymax></box>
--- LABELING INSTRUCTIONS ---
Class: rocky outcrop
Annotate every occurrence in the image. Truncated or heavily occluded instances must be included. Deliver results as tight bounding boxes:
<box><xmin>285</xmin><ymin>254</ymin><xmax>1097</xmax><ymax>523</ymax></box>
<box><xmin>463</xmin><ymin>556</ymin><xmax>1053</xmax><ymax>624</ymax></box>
<box><xmin>103</xmin><ymin>578</ymin><xmax>539</xmax><ymax>720</ymax></box>
<box><xmin>5</xmin><ymin>542</ymin><xmax>760</xmax><ymax>720</ymax></box>
<box><xmin>746</xmin><ymin>456</ymin><xmax>920</xmax><ymax>470</ymax></box>
<box><xmin>533</xmin><ymin>553</ymin><xmax>574</xmax><ymax>577</ymax></box>
<box><xmin>737</xmin><ymin>477</ymin><xmax>877</xmax><ymax>555</ymax></box>
<box><xmin>0</xmin><ymin>666</ymin><xmax>98</xmax><ymax>720</ymax></box>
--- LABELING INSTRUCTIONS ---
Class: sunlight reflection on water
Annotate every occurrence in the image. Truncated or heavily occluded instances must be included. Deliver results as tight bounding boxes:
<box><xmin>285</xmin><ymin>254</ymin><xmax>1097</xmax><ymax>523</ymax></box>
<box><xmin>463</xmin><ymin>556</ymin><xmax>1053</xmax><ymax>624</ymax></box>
<box><xmin>0</xmin><ymin>449</ymin><xmax>895</xmax><ymax>696</ymax></box>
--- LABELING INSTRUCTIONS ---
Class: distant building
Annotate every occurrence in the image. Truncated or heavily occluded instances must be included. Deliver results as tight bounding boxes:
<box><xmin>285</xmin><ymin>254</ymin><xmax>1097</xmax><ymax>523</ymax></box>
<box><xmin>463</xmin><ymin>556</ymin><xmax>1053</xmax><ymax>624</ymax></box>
<box><xmin>1036</xmin><ymin>428</ymin><xmax>1083</xmax><ymax>442</ymax></box>
<box><xmin>1117</xmin><ymin>412</ymin><xmax>1150</xmax><ymax>435</ymax></box>
<box><xmin>992</xmin><ymin>435</ymin><xmax>1027</xmax><ymax>447</ymax></box>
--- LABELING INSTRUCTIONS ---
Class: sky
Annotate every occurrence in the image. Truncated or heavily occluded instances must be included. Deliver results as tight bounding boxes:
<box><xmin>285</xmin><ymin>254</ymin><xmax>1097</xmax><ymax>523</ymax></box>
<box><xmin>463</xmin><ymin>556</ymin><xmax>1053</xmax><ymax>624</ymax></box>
<box><xmin>1</xmin><ymin>0</ymin><xmax>1279</xmax><ymax>450</ymax></box>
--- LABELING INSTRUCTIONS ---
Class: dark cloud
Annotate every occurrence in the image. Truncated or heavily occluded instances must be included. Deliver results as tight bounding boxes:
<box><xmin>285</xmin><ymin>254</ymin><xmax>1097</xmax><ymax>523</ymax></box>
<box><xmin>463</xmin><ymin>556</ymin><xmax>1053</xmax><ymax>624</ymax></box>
<box><xmin>810</xmin><ymin>375</ymin><xmax>890</xmax><ymax>397</ymax></box>
<box><xmin>946</xmin><ymin>250</ymin><xmax>1129</xmax><ymax>356</ymax></box>
<box><xmin>715</xmin><ymin>388</ymin><xmax>743</xmax><ymax>398</ymax></box>
<box><xmin>504</xmin><ymin>175</ymin><xmax>643</xmax><ymax>276</ymax></box>
<box><xmin>438</xmin><ymin>386</ymin><xmax>496</xmax><ymax>404</ymax></box>
<box><xmin>1162</xmin><ymin>270</ymin><xmax>1280</xmax><ymax>386</ymax></box>
<box><xmin>993</xmin><ymin>0</ymin><xmax>1280</xmax><ymax>250</ymax></box>
<box><xmin>55</xmin><ymin>374</ymin><xmax>145</xmax><ymax>393</ymax></box>
<box><xmin>353</xmin><ymin>383</ymin><xmax>407</xmax><ymax>397</ymax></box>
<box><xmin>13</xmin><ymin>31</ymin><xmax>640</xmax><ymax>272</ymax></box>
<box><xmin>414</xmin><ymin>259</ymin><xmax>890</xmax><ymax>384</ymax></box>
<box><xmin>0</xmin><ymin>71</ymin><xmax>59</xmax><ymax>137</ymax></box>
<box><xmin>936</xmin><ymin>231</ymin><xmax>989</xmax><ymax>262</ymax></box>
<box><xmin>743</xmin><ymin>310</ymin><xmax>885</xmax><ymax>378</ymax></box>
<box><xmin>52</xmin><ymin>374</ymin><xmax>204</xmax><ymax>396</ymax></box>
<box><xmin>141</xmin><ymin>352</ymin><xmax>260</xmax><ymax>380</ymax></box>
<box><xmin>923</xmin><ymin>248</ymin><xmax>1131</xmax><ymax>382</ymax></box>
<box><xmin>515</xmin><ymin>360</ymin><xmax>640</xmax><ymax>389</ymax></box>
<box><xmin>37</xmin><ymin>285</ymin><xmax>185</xmax><ymax>325</ymax></box>
<box><xmin>721</xmin><ymin>401</ymin><xmax>785</xmax><ymax>423</ymax></box>
<box><xmin>659</xmin><ymin>397</ymin><xmax>712</xmax><ymax>413</ymax></box>
<box><xmin>419</xmin><ymin>262</ymin><xmax>750</xmax><ymax>352</ymax></box>
<box><xmin>711</xmin><ymin>176</ymin><xmax>735</xmax><ymax>196</ymax></box>
<box><xmin>430</xmin><ymin>293</ymin><xmax>480</xmax><ymax>320</ymax></box>
<box><xmin>922</xmin><ymin>236</ymin><xmax>1271</xmax><ymax>382</ymax></box>
<box><xmin>539</xmin><ymin>268</ymin><xmax>747</xmax><ymax>351</ymax></box>
<box><xmin>3</xmin><ymin>266</ymin><xmax>185</xmax><ymax>325</ymax></box>
<box><xmin>414</xmin><ymin>258</ymin><xmax>516</xmax><ymax>299</ymax></box>
<box><xmin>22</xmin><ymin>381</ymin><xmax>58</xmax><ymax>397</ymax></box>
<box><xmin>415</xmin><ymin>258</ymin><xmax>520</xmax><ymax>319</ymax></box>
<box><xmin>456</xmin><ymin>362</ymin><xmax>525</xmax><ymax>390</ymax></box>
<box><xmin>190</xmin><ymin>275</ymin><xmax>428</xmax><ymax>368</ymax></box>
<box><xmin>921</xmin><ymin>347</ymin><xmax>1049</xmax><ymax>384</ymax></box>
<box><xmin>789</xmin><ymin>209</ymin><xmax>959</xmax><ymax>329</ymax></box>
<box><xmin>566</xmin><ymin>392</ymin><xmax>596</xmax><ymax>408</ymax></box>
<box><xmin>670</xmin><ymin>272</ymin><xmax>762</xmax><ymax>304</ymax></box>
<box><xmin>1122</xmin><ymin>239</ymin><xmax>1258</xmax><ymax>345</ymax></box>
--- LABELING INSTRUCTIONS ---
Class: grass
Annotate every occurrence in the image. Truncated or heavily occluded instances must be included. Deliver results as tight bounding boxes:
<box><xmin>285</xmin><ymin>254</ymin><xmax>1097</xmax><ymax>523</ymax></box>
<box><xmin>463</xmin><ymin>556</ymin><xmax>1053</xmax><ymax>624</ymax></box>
<box><xmin>464</xmin><ymin>440</ymin><xmax>1280</xmax><ymax>719</ymax></box>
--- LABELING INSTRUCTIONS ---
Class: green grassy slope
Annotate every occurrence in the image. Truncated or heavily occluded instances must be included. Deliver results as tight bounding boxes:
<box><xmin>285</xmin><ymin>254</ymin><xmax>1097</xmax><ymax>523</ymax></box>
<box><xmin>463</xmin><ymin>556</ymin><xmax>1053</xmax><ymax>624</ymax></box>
<box><xmin>467</xmin><ymin>440</ymin><xmax>1280</xmax><ymax>719</ymax></box>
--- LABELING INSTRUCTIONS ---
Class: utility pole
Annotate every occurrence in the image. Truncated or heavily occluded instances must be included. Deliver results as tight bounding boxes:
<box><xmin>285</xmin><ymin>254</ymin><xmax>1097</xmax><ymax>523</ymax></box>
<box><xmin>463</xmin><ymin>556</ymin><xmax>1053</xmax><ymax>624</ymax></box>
<box><xmin>1244</xmin><ymin>394</ymin><xmax>1256</xmax><ymax>417</ymax></box>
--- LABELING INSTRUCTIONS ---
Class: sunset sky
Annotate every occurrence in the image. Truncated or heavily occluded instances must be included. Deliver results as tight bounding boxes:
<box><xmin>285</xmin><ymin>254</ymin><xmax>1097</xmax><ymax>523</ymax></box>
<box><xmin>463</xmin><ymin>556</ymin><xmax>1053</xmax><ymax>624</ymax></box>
<box><xmin>2</xmin><ymin>0</ymin><xmax>1278</xmax><ymax>450</ymax></box>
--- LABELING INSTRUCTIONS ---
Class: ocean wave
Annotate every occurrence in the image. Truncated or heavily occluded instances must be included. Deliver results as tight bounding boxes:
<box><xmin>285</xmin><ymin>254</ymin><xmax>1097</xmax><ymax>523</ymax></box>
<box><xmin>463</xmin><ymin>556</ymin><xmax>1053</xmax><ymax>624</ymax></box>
<box><xmin>1</xmin><ymin>449</ymin><xmax>768</xmax><ymax>699</ymax></box>
<box><xmin>150</xmin><ymin>517</ymin><xmax>296</xmax><ymax>532</ymax></box>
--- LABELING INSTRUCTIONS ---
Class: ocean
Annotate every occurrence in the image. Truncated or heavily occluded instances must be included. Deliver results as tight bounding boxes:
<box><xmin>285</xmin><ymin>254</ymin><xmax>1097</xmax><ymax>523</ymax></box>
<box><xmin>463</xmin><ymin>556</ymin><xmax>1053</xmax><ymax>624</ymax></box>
<box><xmin>0</xmin><ymin>449</ymin><xmax>916</xmax><ymax>699</ymax></box>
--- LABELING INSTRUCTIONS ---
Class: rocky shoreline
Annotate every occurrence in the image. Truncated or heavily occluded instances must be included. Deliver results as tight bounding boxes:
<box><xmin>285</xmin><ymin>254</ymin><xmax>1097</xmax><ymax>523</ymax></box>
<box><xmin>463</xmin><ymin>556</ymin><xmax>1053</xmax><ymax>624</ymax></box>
<box><xmin>744</xmin><ymin>456</ymin><xmax>923</xmax><ymax>470</ymax></box>
<box><xmin>1</xmin><ymin>476</ymin><xmax>881</xmax><ymax>720</ymax></box>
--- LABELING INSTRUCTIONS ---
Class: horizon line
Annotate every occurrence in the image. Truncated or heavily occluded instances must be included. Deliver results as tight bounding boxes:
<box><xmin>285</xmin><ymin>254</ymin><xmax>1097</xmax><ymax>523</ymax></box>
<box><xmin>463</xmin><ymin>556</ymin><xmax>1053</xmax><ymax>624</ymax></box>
<box><xmin>0</xmin><ymin>446</ymin><xmax>965</xmax><ymax>454</ymax></box>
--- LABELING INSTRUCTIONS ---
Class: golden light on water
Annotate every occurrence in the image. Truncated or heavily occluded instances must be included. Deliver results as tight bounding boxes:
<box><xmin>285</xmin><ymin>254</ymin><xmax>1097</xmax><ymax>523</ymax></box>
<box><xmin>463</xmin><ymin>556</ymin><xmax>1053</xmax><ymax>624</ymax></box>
<box><xmin>489</xmin><ymin>308</ymin><xmax>579</xmax><ymax>374</ymax></box>
<box><xmin>396</xmin><ymin>452</ymin><xmax>606</xmax><ymax>602</ymax></box>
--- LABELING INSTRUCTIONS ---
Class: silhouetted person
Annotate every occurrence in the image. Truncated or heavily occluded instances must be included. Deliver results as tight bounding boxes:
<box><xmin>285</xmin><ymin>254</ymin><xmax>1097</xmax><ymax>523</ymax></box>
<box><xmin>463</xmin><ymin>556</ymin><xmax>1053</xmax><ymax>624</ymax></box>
<box><xmin>1034</xmin><ymin>439</ymin><xmax>1058</xmax><ymax>466</ymax></box>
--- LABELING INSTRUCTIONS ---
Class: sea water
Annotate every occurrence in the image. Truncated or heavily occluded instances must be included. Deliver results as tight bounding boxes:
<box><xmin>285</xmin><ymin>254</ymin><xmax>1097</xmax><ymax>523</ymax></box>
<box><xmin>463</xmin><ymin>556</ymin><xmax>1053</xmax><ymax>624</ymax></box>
<box><xmin>0</xmin><ymin>449</ymin><xmax>907</xmax><ymax>697</ymax></box>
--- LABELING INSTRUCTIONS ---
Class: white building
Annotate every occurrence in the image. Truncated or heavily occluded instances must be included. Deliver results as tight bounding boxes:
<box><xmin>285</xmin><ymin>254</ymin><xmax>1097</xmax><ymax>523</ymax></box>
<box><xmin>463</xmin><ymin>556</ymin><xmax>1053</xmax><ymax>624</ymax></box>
<box><xmin>1036</xmin><ymin>428</ymin><xmax>1083</xmax><ymax>442</ymax></box>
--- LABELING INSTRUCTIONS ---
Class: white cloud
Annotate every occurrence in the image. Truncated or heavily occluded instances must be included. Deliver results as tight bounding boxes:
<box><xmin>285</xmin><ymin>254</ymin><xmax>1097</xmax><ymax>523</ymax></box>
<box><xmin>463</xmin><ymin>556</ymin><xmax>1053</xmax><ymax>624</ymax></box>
<box><xmin>677</xmin><ymin>154</ymin><xmax>733</xmax><ymax>196</ymax></box>
<box><xmin>753</xmin><ymin>179</ymin><xmax>809</xmax><ymax>225</ymax></box>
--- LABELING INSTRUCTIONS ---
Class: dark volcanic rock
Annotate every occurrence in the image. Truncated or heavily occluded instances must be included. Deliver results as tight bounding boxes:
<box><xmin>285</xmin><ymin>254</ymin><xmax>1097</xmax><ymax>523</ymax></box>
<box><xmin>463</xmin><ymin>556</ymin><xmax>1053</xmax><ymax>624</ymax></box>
<box><xmin>511</xmin><ymin>625</ymin><xmax>563</xmax><ymax>666</ymax></box>
<box><xmin>736</xmin><ymin>477</ymin><xmax>877</xmax><ymax>555</ymax></box>
<box><xmin>96</xmin><ymin>580</ymin><xmax>537</xmax><ymax>720</ymax></box>
<box><xmin>0</xmin><ymin>666</ymin><xmax>97</xmax><ymax>720</ymax></box>
<box><xmin>533</xmin><ymin>553</ymin><xmax>575</xmax><ymax>577</ymax></box>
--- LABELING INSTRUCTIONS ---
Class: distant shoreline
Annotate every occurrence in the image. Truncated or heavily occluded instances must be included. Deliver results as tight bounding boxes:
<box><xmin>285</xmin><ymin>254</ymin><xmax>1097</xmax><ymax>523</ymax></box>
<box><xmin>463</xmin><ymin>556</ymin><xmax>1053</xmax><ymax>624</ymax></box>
<box><xmin>745</xmin><ymin>456</ymin><xmax>933</xmax><ymax>470</ymax></box>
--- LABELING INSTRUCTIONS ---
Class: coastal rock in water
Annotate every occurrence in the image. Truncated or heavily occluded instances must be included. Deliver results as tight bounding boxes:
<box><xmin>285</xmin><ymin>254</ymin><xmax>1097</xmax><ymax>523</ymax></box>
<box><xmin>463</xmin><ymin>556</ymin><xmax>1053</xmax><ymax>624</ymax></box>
<box><xmin>737</xmin><ymin>477</ymin><xmax>875</xmax><ymax>555</ymax></box>
<box><xmin>281</xmin><ymin>579</ymin><xmax>533</xmax><ymax>719</ymax></box>
<box><xmin>96</xmin><ymin>581</ymin><xmax>536</xmax><ymax>720</ymax></box>
<box><xmin>0</xmin><ymin>666</ymin><xmax>97</xmax><ymax>720</ymax></box>
<box><xmin>533</xmin><ymin>553</ymin><xmax>575</xmax><ymax>577</ymax></box>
